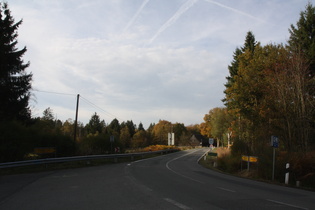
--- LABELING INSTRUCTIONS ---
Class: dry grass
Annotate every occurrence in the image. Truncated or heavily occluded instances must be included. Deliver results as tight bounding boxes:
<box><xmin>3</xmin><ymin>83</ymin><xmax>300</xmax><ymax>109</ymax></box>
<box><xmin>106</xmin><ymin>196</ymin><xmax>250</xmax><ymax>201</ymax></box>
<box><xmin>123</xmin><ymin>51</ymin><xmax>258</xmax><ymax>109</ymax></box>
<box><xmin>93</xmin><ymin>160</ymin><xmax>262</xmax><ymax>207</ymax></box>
<box><xmin>216</xmin><ymin>147</ymin><xmax>231</xmax><ymax>158</ymax></box>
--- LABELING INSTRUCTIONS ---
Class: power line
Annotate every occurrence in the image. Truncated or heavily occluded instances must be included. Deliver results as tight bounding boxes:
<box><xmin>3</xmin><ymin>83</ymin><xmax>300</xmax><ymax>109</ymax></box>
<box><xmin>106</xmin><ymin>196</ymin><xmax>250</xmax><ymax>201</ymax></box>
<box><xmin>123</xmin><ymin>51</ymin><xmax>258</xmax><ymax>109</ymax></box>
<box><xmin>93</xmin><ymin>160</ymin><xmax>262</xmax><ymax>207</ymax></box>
<box><xmin>33</xmin><ymin>89</ymin><xmax>124</xmax><ymax>122</ymax></box>
<box><xmin>79</xmin><ymin>95</ymin><xmax>124</xmax><ymax>122</ymax></box>
<box><xmin>33</xmin><ymin>89</ymin><xmax>76</xmax><ymax>96</ymax></box>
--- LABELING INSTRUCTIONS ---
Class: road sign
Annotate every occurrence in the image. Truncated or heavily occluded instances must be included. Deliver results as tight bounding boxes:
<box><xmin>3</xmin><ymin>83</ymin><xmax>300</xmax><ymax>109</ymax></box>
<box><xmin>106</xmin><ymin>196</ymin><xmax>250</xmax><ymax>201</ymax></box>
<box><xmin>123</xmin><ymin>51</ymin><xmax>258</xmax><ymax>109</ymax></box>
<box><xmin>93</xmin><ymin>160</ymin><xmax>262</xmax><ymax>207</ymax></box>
<box><xmin>168</xmin><ymin>133</ymin><xmax>175</xmax><ymax>146</ymax></box>
<box><xmin>242</xmin><ymin>155</ymin><xmax>249</xmax><ymax>162</ymax></box>
<box><xmin>242</xmin><ymin>155</ymin><xmax>258</xmax><ymax>163</ymax></box>
<box><xmin>271</xmin><ymin>136</ymin><xmax>279</xmax><ymax>148</ymax></box>
<box><xmin>209</xmin><ymin>138</ymin><xmax>214</xmax><ymax>145</ymax></box>
<box><xmin>110</xmin><ymin>135</ymin><xmax>115</xmax><ymax>143</ymax></box>
<box><xmin>249</xmin><ymin>156</ymin><xmax>258</xmax><ymax>163</ymax></box>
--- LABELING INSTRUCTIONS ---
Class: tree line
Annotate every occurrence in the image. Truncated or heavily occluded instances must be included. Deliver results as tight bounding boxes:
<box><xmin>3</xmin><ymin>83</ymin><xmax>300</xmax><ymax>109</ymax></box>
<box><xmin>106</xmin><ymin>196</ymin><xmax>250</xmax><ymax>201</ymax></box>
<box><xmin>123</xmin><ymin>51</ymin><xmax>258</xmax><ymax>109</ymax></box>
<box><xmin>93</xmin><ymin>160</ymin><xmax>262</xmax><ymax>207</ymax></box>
<box><xmin>202</xmin><ymin>3</ymin><xmax>315</xmax><ymax>154</ymax></box>
<box><xmin>1</xmin><ymin>107</ymin><xmax>202</xmax><ymax>162</ymax></box>
<box><xmin>200</xmin><ymin>3</ymin><xmax>315</xmax><ymax>181</ymax></box>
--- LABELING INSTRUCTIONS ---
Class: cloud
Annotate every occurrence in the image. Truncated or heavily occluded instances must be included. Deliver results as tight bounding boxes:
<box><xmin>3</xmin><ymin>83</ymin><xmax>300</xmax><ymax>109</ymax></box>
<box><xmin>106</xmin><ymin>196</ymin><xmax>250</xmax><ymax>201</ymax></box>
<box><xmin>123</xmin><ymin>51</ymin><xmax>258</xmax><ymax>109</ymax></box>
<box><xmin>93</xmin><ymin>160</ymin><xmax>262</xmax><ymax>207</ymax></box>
<box><xmin>27</xmin><ymin>35</ymin><xmax>225</xmax><ymax>126</ymax></box>
<box><xmin>10</xmin><ymin>0</ymin><xmax>310</xmax><ymax>128</ymax></box>
<box><xmin>203</xmin><ymin>0</ymin><xmax>266</xmax><ymax>23</ymax></box>
<box><xmin>148</xmin><ymin>0</ymin><xmax>198</xmax><ymax>44</ymax></box>
<box><xmin>122</xmin><ymin>0</ymin><xmax>150</xmax><ymax>34</ymax></box>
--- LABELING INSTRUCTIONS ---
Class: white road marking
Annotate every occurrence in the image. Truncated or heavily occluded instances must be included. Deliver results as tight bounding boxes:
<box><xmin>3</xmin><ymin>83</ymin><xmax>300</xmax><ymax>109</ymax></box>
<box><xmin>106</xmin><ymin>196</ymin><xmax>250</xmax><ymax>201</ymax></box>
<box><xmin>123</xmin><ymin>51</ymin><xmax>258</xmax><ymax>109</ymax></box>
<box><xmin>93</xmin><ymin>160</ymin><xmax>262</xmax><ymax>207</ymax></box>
<box><xmin>266</xmin><ymin>199</ymin><xmax>308</xmax><ymax>210</ymax></box>
<box><xmin>197</xmin><ymin>149</ymin><xmax>211</xmax><ymax>163</ymax></box>
<box><xmin>51</xmin><ymin>174</ymin><xmax>78</xmax><ymax>178</ymax></box>
<box><xmin>166</xmin><ymin>150</ymin><xmax>204</xmax><ymax>184</ymax></box>
<box><xmin>164</xmin><ymin>198</ymin><xmax>191</xmax><ymax>210</ymax></box>
<box><xmin>217</xmin><ymin>187</ymin><xmax>236</xmax><ymax>193</ymax></box>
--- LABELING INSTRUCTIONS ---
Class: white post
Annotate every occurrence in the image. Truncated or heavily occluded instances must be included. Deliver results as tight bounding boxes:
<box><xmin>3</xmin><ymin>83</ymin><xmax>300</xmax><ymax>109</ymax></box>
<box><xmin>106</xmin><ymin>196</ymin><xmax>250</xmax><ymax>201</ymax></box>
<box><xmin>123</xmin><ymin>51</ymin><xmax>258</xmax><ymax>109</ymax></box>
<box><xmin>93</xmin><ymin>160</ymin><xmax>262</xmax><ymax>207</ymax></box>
<box><xmin>285</xmin><ymin>163</ymin><xmax>290</xmax><ymax>185</ymax></box>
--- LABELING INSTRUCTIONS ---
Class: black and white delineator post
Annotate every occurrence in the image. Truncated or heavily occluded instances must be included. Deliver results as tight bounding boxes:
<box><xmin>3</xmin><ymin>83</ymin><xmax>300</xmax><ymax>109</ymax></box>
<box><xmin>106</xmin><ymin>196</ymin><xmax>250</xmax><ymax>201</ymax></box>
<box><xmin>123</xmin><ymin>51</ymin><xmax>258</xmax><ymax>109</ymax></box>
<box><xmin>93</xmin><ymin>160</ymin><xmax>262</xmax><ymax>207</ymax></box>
<box><xmin>285</xmin><ymin>163</ymin><xmax>290</xmax><ymax>185</ymax></box>
<box><xmin>168</xmin><ymin>133</ymin><xmax>175</xmax><ymax>146</ymax></box>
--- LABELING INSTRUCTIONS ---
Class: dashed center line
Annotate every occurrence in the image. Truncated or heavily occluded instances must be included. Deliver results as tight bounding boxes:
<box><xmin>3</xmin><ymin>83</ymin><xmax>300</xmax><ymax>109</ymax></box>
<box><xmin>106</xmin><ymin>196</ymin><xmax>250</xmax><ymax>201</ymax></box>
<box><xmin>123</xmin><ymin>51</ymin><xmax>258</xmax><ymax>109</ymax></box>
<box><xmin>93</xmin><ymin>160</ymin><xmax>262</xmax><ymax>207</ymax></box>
<box><xmin>217</xmin><ymin>187</ymin><xmax>236</xmax><ymax>193</ymax></box>
<box><xmin>164</xmin><ymin>198</ymin><xmax>191</xmax><ymax>210</ymax></box>
<box><xmin>266</xmin><ymin>199</ymin><xmax>308</xmax><ymax>210</ymax></box>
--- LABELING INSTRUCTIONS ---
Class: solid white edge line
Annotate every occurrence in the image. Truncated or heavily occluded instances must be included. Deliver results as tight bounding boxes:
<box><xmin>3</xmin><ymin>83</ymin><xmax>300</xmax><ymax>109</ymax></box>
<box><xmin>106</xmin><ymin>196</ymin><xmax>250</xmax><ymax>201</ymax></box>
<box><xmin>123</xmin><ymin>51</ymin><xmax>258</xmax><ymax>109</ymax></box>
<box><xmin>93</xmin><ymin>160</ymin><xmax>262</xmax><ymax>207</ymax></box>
<box><xmin>165</xmin><ymin>149</ymin><xmax>205</xmax><ymax>184</ymax></box>
<box><xmin>266</xmin><ymin>199</ymin><xmax>308</xmax><ymax>210</ymax></box>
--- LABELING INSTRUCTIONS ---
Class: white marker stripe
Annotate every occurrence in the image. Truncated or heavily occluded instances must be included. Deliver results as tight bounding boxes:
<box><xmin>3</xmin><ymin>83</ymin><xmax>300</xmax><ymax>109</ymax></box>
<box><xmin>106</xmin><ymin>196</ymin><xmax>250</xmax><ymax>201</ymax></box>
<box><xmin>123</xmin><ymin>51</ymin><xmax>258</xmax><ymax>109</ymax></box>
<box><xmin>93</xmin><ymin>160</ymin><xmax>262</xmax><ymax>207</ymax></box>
<box><xmin>166</xmin><ymin>150</ymin><xmax>204</xmax><ymax>184</ymax></box>
<box><xmin>266</xmin><ymin>199</ymin><xmax>308</xmax><ymax>210</ymax></box>
<box><xmin>164</xmin><ymin>198</ymin><xmax>191</xmax><ymax>210</ymax></box>
<box><xmin>217</xmin><ymin>187</ymin><xmax>236</xmax><ymax>193</ymax></box>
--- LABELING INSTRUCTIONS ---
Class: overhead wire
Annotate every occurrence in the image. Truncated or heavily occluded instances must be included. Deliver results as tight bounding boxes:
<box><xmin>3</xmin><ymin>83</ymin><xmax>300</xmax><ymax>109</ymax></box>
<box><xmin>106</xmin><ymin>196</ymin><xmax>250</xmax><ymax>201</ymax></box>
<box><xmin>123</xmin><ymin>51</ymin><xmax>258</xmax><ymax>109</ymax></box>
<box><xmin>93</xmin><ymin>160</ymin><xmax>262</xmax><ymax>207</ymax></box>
<box><xmin>79</xmin><ymin>95</ymin><xmax>123</xmax><ymax>121</ymax></box>
<box><xmin>33</xmin><ymin>89</ymin><xmax>124</xmax><ymax>122</ymax></box>
<box><xmin>33</xmin><ymin>89</ymin><xmax>76</xmax><ymax>96</ymax></box>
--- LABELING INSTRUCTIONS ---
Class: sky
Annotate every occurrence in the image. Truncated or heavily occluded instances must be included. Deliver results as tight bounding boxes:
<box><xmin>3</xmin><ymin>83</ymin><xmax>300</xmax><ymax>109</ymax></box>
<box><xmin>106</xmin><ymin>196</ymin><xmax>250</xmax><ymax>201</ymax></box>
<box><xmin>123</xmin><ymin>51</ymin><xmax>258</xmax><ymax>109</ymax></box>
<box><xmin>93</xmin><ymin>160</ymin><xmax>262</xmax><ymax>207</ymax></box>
<box><xmin>8</xmin><ymin>0</ymin><xmax>312</xmax><ymax>128</ymax></box>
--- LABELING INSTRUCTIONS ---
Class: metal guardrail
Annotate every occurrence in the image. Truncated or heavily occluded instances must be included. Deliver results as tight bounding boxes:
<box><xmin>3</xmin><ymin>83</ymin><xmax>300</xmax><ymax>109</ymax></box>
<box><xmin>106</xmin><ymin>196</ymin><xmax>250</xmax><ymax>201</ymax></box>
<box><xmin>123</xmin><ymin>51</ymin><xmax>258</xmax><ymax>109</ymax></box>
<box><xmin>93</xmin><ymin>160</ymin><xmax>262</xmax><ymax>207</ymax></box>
<box><xmin>0</xmin><ymin>149</ymin><xmax>179</xmax><ymax>169</ymax></box>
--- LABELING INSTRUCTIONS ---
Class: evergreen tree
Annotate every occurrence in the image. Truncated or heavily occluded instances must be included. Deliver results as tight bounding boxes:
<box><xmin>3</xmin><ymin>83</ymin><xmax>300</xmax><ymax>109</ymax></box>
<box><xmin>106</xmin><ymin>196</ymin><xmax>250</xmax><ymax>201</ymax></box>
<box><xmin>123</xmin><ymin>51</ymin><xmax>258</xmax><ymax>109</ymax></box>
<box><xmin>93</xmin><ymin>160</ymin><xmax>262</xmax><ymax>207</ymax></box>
<box><xmin>287</xmin><ymin>2</ymin><xmax>315</xmax><ymax>150</ymax></box>
<box><xmin>42</xmin><ymin>107</ymin><xmax>54</xmax><ymax>121</ymax></box>
<box><xmin>223</xmin><ymin>31</ymin><xmax>257</xmax><ymax>108</ymax></box>
<box><xmin>241</xmin><ymin>31</ymin><xmax>257</xmax><ymax>53</ymax></box>
<box><xmin>138</xmin><ymin>122</ymin><xmax>144</xmax><ymax>131</ymax></box>
<box><xmin>125</xmin><ymin>120</ymin><xmax>136</xmax><ymax>137</ymax></box>
<box><xmin>288</xmin><ymin>2</ymin><xmax>315</xmax><ymax>75</ymax></box>
<box><xmin>86</xmin><ymin>112</ymin><xmax>102</xmax><ymax>135</ymax></box>
<box><xmin>107</xmin><ymin>118</ymin><xmax>120</xmax><ymax>137</ymax></box>
<box><xmin>0</xmin><ymin>3</ymin><xmax>32</xmax><ymax>122</ymax></box>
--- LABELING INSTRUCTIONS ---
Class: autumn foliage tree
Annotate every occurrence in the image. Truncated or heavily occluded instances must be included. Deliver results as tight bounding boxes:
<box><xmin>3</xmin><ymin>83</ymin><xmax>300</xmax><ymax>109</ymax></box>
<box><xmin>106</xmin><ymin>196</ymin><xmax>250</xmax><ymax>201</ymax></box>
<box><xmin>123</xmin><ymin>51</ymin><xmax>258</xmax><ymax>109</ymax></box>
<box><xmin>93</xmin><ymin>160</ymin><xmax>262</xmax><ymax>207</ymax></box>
<box><xmin>223</xmin><ymin>3</ymin><xmax>315</xmax><ymax>154</ymax></box>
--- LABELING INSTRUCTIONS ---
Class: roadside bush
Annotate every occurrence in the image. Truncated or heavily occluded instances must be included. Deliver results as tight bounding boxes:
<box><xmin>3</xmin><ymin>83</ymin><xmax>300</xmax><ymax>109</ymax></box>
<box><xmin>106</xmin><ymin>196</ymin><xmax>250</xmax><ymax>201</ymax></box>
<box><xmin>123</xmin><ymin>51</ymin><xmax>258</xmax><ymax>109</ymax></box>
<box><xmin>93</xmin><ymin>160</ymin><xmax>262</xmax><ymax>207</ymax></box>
<box><xmin>143</xmin><ymin>145</ymin><xmax>175</xmax><ymax>152</ymax></box>
<box><xmin>0</xmin><ymin>121</ymin><xmax>33</xmax><ymax>162</ymax></box>
<box><xmin>78</xmin><ymin>133</ymin><xmax>124</xmax><ymax>155</ymax></box>
<box><xmin>231</xmin><ymin>139</ymin><xmax>250</xmax><ymax>156</ymax></box>
<box><xmin>216</xmin><ymin>148</ymin><xmax>241</xmax><ymax>173</ymax></box>
<box><xmin>279</xmin><ymin>151</ymin><xmax>315</xmax><ymax>188</ymax></box>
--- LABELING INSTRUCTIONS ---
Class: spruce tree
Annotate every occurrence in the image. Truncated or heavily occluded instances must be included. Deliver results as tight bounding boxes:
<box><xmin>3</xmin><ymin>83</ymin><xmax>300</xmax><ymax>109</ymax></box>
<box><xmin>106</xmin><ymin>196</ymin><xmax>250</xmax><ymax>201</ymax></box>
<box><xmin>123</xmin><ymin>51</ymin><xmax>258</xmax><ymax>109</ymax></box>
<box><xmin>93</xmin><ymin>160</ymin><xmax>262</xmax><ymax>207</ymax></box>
<box><xmin>288</xmin><ymin>2</ymin><xmax>315</xmax><ymax>75</ymax></box>
<box><xmin>0</xmin><ymin>2</ymin><xmax>32</xmax><ymax>122</ymax></box>
<box><xmin>223</xmin><ymin>31</ymin><xmax>257</xmax><ymax>106</ymax></box>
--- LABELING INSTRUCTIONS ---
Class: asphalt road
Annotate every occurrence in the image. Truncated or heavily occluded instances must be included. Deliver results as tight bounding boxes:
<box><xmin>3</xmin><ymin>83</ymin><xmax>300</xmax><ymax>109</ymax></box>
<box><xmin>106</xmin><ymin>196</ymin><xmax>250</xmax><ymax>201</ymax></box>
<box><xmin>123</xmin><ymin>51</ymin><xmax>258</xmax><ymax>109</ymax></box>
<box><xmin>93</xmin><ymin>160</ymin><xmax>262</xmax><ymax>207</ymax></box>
<box><xmin>0</xmin><ymin>148</ymin><xmax>314</xmax><ymax>209</ymax></box>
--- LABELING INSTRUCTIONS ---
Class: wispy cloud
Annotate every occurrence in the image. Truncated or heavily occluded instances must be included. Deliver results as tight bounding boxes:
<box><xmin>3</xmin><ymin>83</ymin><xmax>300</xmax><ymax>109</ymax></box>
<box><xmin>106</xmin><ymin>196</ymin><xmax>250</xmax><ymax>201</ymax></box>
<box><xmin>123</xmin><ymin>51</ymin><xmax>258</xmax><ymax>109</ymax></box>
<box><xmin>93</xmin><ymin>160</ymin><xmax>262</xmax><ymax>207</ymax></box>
<box><xmin>11</xmin><ymin>0</ymin><xmax>306</xmax><ymax>127</ymax></box>
<box><xmin>122</xmin><ymin>0</ymin><xmax>150</xmax><ymax>33</ymax></box>
<box><xmin>148</xmin><ymin>0</ymin><xmax>198</xmax><ymax>44</ymax></box>
<box><xmin>204</xmin><ymin>0</ymin><xmax>266</xmax><ymax>23</ymax></box>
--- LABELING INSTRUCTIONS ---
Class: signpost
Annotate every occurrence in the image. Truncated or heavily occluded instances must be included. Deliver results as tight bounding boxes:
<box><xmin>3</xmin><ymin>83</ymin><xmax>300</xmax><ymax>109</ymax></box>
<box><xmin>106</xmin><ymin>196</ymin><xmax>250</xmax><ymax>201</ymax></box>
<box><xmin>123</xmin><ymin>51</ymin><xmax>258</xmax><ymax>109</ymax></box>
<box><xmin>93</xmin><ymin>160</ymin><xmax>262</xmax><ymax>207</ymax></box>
<box><xmin>241</xmin><ymin>155</ymin><xmax>258</xmax><ymax>171</ymax></box>
<box><xmin>209</xmin><ymin>138</ymin><xmax>214</xmax><ymax>145</ymax></box>
<box><xmin>110</xmin><ymin>135</ymin><xmax>114</xmax><ymax>153</ymax></box>
<box><xmin>271</xmin><ymin>135</ymin><xmax>279</xmax><ymax>181</ymax></box>
<box><xmin>168</xmin><ymin>133</ymin><xmax>175</xmax><ymax>146</ymax></box>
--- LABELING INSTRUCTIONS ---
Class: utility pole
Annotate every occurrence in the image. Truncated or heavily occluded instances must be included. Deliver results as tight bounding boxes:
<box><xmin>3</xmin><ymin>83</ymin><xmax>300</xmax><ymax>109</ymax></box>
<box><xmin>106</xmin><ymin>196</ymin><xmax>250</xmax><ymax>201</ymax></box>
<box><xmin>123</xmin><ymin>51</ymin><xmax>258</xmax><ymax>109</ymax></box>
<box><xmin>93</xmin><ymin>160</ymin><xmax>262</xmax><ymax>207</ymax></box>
<box><xmin>74</xmin><ymin>94</ymin><xmax>80</xmax><ymax>142</ymax></box>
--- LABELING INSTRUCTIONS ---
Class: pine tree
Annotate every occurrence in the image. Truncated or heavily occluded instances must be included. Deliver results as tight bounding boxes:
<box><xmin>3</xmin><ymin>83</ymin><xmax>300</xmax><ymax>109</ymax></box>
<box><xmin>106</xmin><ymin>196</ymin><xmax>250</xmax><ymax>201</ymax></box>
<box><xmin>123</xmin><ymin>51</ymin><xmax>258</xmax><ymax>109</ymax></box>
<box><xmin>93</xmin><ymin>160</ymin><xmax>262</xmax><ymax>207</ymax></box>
<box><xmin>288</xmin><ymin>3</ymin><xmax>315</xmax><ymax>147</ymax></box>
<box><xmin>138</xmin><ymin>122</ymin><xmax>144</xmax><ymax>131</ymax></box>
<box><xmin>0</xmin><ymin>3</ymin><xmax>32</xmax><ymax>121</ymax></box>
<box><xmin>86</xmin><ymin>112</ymin><xmax>102</xmax><ymax>134</ymax></box>
<box><xmin>288</xmin><ymin>2</ymin><xmax>315</xmax><ymax>74</ymax></box>
<box><xmin>223</xmin><ymin>31</ymin><xmax>257</xmax><ymax>107</ymax></box>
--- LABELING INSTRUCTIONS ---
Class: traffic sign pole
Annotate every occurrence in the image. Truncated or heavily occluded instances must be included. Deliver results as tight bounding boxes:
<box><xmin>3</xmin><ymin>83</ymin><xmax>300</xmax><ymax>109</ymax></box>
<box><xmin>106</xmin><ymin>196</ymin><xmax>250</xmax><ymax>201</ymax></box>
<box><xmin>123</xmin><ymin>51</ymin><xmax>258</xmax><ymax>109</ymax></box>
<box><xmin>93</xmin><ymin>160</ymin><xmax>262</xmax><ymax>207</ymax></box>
<box><xmin>272</xmin><ymin>147</ymin><xmax>275</xmax><ymax>181</ymax></box>
<box><xmin>271</xmin><ymin>135</ymin><xmax>279</xmax><ymax>181</ymax></box>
